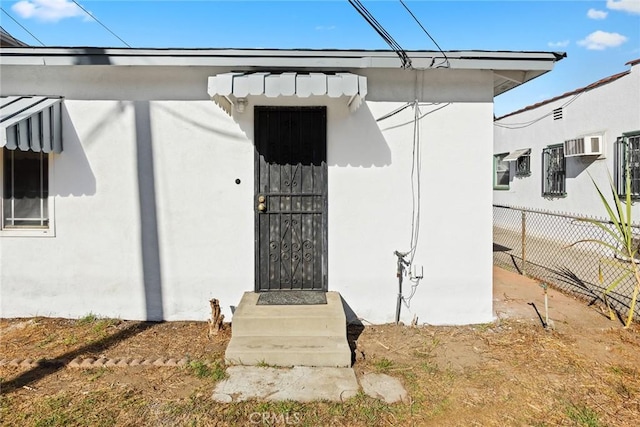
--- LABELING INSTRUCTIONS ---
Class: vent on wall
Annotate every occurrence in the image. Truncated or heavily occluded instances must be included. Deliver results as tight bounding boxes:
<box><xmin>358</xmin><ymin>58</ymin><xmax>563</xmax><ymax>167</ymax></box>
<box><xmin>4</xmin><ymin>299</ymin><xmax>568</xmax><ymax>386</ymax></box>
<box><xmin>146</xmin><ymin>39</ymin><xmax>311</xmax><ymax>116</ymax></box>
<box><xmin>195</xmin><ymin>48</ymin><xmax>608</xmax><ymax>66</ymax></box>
<box><xmin>564</xmin><ymin>135</ymin><xmax>603</xmax><ymax>157</ymax></box>
<box><xmin>553</xmin><ymin>108</ymin><xmax>563</xmax><ymax>120</ymax></box>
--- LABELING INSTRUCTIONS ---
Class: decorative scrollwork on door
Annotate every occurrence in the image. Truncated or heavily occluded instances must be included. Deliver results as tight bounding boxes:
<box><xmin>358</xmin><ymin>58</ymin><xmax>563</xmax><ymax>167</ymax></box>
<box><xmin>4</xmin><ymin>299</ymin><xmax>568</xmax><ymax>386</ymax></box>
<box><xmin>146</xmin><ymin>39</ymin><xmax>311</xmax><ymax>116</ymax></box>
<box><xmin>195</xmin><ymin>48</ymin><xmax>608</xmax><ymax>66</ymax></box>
<box><xmin>255</xmin><ymin>107</ymin><xmax>327</xmax><ymax>291</ymax></box>
<box><xmin>270</xmin><ymin>218</ymin><xmax>314</xmax><ymax>286</ymax></box>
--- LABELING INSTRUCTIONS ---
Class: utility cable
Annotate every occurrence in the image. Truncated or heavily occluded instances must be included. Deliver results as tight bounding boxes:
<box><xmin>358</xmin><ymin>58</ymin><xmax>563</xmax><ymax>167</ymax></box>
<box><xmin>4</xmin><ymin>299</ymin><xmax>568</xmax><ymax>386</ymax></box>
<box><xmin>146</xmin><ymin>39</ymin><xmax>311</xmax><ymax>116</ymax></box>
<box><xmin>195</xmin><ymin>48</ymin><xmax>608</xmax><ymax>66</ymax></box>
<box><xmin>409</xmin><ymin>100</ymin><xmax>421</xmax><ymax>265</ymax></box>
<box><xmin>399</xmin><ymin>0</ymin><xmax>450</xmax><ymax>68</ymax></box>
<box><xmin>71</xmin><ymin>0</ymin><xmax>132</xmax><ymax>47</ymax></box>
<box><xmin>348</xmin><ymin>0</ymin><xmax>412</xmax><ymax>69</ymax></box>
<box><xmin>378</xmin><ymin>102</ymin><xmax>451</xmax><ymax>131</ymax></box>
<box><xmin>375</xmin><ymin>102</ymin><xmax>413</xmax><ymax>122</ymax></box>
<box><xmin>494</xmin><ymin>92</ymin><xmax>583</xmax><ymax>129</ymax></box>
<box><xmin>1</xmin><ymin>9</ymin><xmax>45</xmax><ymax>46</ymax></box>
<box><xmin>403</xmin><ymin>101</ymin><xmax>423</xmax><ymax>309</ymax></box>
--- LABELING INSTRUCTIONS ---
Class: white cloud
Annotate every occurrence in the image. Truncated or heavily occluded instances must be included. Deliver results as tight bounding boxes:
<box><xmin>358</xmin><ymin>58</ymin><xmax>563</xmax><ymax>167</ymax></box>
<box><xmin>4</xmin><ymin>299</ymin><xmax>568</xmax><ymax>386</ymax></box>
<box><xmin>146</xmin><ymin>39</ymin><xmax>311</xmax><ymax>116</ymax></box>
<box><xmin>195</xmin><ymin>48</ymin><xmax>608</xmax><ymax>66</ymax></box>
<box><xmin>548</xmin><ymin>40</ymin><xmax>570</xmax><ymax>48</ymax></box>
<box><xmin>12</xmin><ymin>0</ymin><xmax>85</xmax><ymax>23</ymax></box>
<box><xmin>587</xmin><ymin>8</ymin><xmax>608</xmax><ymax>19</ymax></box>
<box><xmin>577</xmin><ymin>30</ymin><xmax>628</xmax><ymax>50</ymax></box>
<box><xmin>607</xmin><ymin>0</ymin><xmax>640</xmax><ymax>14</ymax></box>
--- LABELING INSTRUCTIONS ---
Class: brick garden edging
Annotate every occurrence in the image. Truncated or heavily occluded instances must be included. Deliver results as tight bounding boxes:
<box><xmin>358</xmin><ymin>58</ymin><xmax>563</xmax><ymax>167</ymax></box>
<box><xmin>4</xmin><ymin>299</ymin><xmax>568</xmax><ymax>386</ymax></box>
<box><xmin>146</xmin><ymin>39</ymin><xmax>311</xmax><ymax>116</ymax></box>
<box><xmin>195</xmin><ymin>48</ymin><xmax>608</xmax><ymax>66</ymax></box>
<box><xmin>0</xmin><ymin>357</ymin><xmax>190</xmax><ymax>369</ymax></box>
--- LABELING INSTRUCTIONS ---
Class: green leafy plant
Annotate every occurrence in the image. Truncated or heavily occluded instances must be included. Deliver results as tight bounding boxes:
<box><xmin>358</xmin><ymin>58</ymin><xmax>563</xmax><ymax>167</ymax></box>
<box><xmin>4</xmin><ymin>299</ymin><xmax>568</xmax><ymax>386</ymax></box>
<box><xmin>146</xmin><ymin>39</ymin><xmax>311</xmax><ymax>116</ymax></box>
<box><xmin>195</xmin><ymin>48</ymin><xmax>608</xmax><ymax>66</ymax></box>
<box><xmin>572</xmin><ymin>168</ymin><xmax>640</xmax><ymax>328</ymax></box>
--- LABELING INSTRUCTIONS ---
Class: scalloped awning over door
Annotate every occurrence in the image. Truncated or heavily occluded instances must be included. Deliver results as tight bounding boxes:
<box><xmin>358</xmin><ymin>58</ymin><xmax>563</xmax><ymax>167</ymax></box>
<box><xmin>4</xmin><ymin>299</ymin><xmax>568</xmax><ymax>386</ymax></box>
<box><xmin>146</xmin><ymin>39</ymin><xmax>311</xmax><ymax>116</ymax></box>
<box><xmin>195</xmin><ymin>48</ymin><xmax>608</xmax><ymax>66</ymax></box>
<box><xmin>207</xmin><ymin>72</ymin><xmax>367</xmax><ymax>115</ymax></box>
<box><xmin>1</xmin><ymin>96</ymin><xmax>63</xmax><ymax>153</ymax></box>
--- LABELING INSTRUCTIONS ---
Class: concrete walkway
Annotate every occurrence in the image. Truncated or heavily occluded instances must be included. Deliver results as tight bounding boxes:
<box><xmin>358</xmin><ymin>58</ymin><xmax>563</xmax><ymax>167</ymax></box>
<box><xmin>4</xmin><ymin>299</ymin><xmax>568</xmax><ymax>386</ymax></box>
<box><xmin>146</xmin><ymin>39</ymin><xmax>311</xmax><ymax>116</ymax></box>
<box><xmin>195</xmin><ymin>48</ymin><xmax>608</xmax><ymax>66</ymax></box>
<box><xmin>212</xmin><ymin>366</ymin><xmax>408</xmax><ymax>403</ymax></box>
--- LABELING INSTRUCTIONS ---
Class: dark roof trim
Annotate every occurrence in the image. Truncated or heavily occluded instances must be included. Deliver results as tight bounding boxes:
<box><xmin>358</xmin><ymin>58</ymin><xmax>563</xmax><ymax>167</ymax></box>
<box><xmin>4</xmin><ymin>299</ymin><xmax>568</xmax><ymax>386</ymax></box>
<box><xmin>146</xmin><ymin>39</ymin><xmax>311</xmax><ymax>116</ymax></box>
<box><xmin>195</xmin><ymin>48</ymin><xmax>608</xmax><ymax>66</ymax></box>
<box><xmin>496</xmin><ymin>67</ymin><xmax>630</xmax><ymax>121</ymax></box>
<box><xmin>0</xmin><ymin>27</ymin><xmax>28</xmax><ymax>48</ymax></box>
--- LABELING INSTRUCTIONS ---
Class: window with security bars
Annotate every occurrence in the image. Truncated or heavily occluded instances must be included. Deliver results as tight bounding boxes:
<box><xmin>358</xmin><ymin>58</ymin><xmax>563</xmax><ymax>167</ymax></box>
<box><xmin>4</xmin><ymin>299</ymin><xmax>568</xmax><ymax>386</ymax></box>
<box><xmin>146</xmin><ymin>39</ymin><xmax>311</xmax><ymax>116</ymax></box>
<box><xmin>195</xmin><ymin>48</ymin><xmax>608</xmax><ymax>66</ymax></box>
<box><xmin>614</xmin><ymin>132</ymin><xmax>640</xmax><ymax>199</ymax></box>
<box><xmin>515</xmin><ymin>153</ymin><xmax>531</xmax><ymax>176</ymax></box>
<box><xmin>2</xmin><ymin>148</ymin><xmax>49</xmax><ymax>228</ymax></box>
<box><xmin>542</xmin><ymin>145</ymin><xmax>566</xmax><ymax>196</ymax></box>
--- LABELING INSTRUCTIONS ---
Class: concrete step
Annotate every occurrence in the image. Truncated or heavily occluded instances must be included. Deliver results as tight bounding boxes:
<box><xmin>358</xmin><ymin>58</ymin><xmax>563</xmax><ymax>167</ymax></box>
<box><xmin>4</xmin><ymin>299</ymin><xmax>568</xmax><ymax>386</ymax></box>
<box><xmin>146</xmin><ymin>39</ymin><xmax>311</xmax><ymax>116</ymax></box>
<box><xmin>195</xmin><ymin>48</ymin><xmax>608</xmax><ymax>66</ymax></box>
<box><xmin>231</xmin><ymin>291</ymin><xmax>346</xmax><ymax>337</ymax></box>
<box><xmin>225</xmin><ymin>291</ymin><xmax>352</xmax><ymax>367</ymax></box>
<box><xmin>224</xmin><ymin>336</ymin><xmax>352</xmax><ymax>368</ymax></box>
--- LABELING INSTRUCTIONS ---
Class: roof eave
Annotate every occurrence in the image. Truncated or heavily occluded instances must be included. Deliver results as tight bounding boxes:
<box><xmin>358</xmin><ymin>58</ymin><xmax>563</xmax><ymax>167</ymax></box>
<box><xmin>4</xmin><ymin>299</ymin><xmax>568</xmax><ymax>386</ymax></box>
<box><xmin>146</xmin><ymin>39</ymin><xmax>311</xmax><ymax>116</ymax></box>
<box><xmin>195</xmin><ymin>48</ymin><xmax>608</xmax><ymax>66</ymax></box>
<box><xmin>0</xmin><ymin>47</ymin><xmax>564</xmax><ymax>72</ymax></box>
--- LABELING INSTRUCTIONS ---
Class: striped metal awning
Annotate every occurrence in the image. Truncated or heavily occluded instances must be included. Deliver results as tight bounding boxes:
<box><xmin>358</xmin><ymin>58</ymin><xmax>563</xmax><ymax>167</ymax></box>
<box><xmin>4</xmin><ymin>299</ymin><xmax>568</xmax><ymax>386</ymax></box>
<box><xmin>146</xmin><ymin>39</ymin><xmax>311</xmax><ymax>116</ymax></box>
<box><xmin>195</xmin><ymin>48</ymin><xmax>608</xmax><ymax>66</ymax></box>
<box><xmin>1</xmin><ymin>96</ymin><xmax>63</xmax><ymax>153</ymax></box>
<box><xmin>504</xmin><ymin>148</ymin><xmax>530</xmax><ymax>162</ymax></box>
<box><xmin>207</xmin><ymin>72</ymin><xmax>367</xmax><ymax>115</ymax></box>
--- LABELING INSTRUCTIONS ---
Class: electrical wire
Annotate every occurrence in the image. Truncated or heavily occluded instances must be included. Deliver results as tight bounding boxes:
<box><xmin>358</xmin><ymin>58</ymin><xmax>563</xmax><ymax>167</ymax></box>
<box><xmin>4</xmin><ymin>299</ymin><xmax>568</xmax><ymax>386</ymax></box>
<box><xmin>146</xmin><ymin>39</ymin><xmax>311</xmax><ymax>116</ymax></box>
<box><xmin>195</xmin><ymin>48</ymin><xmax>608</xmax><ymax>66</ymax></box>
<box><xmin>1</xmin><ymin>9</ymin><xmax>45</xmax><ymax>46</ymax></box>
<box><xmin>409</xmin><ymin>101</ymin><xmax>421</xmax><ymax>265</ymax></box>
<box><xmin>403</xmin><ymin>101</ymin><xmax>423</xmax><ymax>309</ymax></box>
<box><xmin>375</xmin><ymin>102</ymin><xmax>413</xmax><ymax>122</ymax></box>
<box><xmin>71</xmin><ymin>0</ymin><xmax>132</xmax><ymax>48</ymax></box>
<box><xmin>494</xmin><ymin>92</ymin><xmax>584</xmax><ymax>129</ymax></box>
<box><xmin>399</xmin><ymin>0</ymin><xmax>450</xmax><ymax>69</ymax></box>
<box><xmin>381</xmin><ymin>101</ymin><xmax>452</xmax><ymax>310</ymax></box>
<box><xmin>378</xmin><ymin>102</ymin><xmax>451</xmax><ymax>131</ymax></box>
<box><xmin>348</xmin><ymin>0</ymin><xmax>412</xmax><ymax>69</ymax></box>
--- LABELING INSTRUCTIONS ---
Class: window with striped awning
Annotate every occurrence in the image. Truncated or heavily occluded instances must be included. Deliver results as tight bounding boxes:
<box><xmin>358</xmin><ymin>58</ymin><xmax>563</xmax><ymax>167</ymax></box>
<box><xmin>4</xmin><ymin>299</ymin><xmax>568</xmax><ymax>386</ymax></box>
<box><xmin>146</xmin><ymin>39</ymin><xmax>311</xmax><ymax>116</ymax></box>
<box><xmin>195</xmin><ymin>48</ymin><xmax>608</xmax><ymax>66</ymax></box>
<box><xmin>1</xmin><ymin>96</ymin><xmax>63</xmax><ymax>153</ymax></box>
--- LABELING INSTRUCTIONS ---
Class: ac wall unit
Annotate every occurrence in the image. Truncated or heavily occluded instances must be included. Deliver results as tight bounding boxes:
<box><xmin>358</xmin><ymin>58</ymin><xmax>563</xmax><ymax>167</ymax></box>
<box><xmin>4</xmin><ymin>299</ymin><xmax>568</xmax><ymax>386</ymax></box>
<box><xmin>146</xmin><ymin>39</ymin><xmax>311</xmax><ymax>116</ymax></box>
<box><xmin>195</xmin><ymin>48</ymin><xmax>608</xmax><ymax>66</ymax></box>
<box><xmin>564</xmin><ymin>135</ymin><xmax>603</xmax><ymax>157</ymax></box>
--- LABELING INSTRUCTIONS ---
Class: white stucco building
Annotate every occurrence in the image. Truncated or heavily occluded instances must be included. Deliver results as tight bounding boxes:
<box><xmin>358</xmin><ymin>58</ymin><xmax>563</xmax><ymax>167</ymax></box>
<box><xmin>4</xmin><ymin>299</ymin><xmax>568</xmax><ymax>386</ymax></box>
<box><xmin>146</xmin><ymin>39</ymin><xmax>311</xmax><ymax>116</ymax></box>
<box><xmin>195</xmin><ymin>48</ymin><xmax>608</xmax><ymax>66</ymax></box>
<box><xmin>1</xmin><ymin>47</ymin><xmax>563</xmax><ymax>325</ymax></box>
<box><xmin>494</xmin><ymin>59</ymin><xmax>640</xmax><ymax>218</ymax></box>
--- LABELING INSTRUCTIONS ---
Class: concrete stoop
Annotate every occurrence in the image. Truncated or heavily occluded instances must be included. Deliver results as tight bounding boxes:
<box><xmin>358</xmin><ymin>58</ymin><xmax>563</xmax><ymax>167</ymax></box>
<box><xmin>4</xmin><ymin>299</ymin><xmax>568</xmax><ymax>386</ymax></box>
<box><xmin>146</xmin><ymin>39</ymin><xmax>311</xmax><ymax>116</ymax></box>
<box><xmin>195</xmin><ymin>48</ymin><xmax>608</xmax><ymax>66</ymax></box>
<box><xmin>225</xmin><ymin>291</ymin><xmax>352</xmax><ymax>367</ymax></box>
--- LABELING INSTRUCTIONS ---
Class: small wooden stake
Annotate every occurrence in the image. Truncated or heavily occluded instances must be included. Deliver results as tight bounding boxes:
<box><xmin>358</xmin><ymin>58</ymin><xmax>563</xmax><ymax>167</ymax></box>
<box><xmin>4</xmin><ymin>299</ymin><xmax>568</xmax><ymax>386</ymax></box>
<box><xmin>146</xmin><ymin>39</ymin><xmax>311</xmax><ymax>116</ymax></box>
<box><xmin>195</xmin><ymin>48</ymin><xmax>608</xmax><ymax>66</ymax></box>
<box><xmin>208</xmin><ymin>298</ymin><xmax>224</xmax><ymax>338</ymax></box>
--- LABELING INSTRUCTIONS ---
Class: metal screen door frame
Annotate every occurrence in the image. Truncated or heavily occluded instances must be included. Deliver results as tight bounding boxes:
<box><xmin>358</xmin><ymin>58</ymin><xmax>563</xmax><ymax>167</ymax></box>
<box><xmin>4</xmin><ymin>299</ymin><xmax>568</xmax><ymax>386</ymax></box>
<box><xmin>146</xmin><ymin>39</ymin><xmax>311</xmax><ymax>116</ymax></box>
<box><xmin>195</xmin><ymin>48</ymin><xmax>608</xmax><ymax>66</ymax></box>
<box><xmin>254</xmin><ymin>106</ymin><xmax>328</xmax><ymax>292</ymax></box>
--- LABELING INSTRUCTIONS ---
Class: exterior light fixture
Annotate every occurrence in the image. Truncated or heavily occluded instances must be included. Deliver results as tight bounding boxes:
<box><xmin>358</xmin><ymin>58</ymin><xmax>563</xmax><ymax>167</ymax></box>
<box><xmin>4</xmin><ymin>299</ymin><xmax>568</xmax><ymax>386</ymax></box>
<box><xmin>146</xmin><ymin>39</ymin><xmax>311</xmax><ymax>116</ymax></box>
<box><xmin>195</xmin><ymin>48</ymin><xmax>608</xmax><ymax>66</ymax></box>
<box><xmin>236</xmin><ymin>98</ymin><xmax>248</xmax><ymax>113</ymax></box>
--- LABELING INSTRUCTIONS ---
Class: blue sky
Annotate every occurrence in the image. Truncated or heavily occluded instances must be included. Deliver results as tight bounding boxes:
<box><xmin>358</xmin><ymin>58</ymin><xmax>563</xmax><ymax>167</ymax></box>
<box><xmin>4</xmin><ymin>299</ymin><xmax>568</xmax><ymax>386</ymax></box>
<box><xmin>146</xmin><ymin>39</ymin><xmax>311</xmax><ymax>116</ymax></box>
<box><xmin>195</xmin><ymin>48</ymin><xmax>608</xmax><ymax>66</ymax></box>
<box><xmin>1</xmin><ymin>0</ymin><xmax>639</xmax><ymax>116</ymax></box>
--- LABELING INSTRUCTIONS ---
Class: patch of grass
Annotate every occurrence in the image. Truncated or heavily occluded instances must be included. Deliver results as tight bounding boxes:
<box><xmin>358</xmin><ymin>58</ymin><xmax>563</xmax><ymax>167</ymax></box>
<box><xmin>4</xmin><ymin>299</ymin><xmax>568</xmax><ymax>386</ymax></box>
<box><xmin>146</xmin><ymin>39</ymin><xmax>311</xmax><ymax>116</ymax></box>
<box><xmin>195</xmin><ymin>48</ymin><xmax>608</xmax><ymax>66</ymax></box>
<box><xmin>77</xmin><ymin>313</ymin><xmax>98</xmax><ymax>325</ymax></box>
<box><xmin>373</xmin><ymin>357</ymin><xmax>394</xmax><ymax>373</ymax></box>
<box><xmin>91</xmin><ymin>319</ymin><xmax>111</xmax><ymax>336</ymax></box>
<box><xmin>420</xmin><ymin>361</ymin><xmax>439</xmax><ymax>374</ymax></box>
<box><xmin>349</xmin><ymin>390</ymin><xmax>397</xmax><ymax>425</ymax></box>
<box><xmin>63</xmin><ymin>334</ymin><xmax>78</xmax><ymax>346</ymax></box>
<box><xmin>426</xmin><ymin>395</ymin><xmax>451</xmax><ymax>418</ymax></box>
<box><xmin>37</xmin><ymin>333</ymin><xmax>57</xmax><ymax>348</ymax></box>
<box><xmin>475</xmin><ymin>322</ymin><xmax>494</xmax><ymax>332</ymax></box>
<box><xmin>18</xmin><ymin>391</ymin><xmax>122</xmax><ymax>427</ymax></box>
<box><xmin>33</xmin><ymin>395</ymin><xmax>73</xmax><ymax>427</ymax></box>
<box><xmin>608</xmin><ymin>365</ymin><xmax>636</xmax><ymax>377</ymax></box>
<box><xmin>0</xmin><ymin>395</ymin><xmax>12</xmax><ymax>423</ymax></box>
<box><xmin>565</xmin><ymin>403</ymin><xmax>602</xmax><ymax>427</ymax></box>
<box><xmin>187</xmin><ymin>360</ymin><xmax>209</xmax><ymax>378</ymax></box>
<box><xmin>256</xmin><ymin>359</ymin><xmax>277</xmax><ymax>368</ymax></box>
<box><xmin>85</xmin><ymin>368</ymin><xmax>109</xmax><ymax>382</ymax></box>
<box><xmin>413</xmin><ymin>336</ymin><xmax>441</xmax><ymax>358</ymax></box>
<box><xmin>186</xmin><ymin>360</ymin><xmax>227</xmax><ymax>381</ymax></box>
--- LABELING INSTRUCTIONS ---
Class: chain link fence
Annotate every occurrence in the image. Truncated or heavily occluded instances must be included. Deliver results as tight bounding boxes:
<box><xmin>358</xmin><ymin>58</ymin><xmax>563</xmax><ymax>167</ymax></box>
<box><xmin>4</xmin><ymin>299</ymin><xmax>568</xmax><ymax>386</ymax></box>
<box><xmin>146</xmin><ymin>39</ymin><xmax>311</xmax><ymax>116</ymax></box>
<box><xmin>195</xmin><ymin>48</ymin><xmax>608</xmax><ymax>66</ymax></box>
<box><xmin>493</xmin><ymin>204</ymin><xmax>640</xmax><ymax>322</ymax></box>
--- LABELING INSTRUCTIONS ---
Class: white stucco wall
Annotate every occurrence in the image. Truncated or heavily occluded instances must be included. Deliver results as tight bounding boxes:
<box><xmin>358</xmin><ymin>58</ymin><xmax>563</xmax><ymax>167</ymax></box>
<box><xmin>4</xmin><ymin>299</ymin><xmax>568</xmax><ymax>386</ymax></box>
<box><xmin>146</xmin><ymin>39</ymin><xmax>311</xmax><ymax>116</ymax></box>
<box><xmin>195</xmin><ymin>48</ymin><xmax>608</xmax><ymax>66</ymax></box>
<box><xmin>494</xmin><ymin>61</ymin><xmax>640</xmax><ymax>219</ymax></box>
<box><xmin>1</xmin><ymin>64</ymin><xmax>494</xmax><ymax>325</ymax></box>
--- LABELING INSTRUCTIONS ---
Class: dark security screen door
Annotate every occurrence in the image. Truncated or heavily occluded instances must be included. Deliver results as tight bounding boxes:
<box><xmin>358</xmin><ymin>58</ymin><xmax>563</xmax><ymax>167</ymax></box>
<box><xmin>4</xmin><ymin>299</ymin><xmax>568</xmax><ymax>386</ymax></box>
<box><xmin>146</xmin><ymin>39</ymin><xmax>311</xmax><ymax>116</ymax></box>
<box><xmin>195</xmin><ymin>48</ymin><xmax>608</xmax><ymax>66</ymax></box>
<box><xmin>255</xmin><ymin>107</ymin><xmax>327</xmax><ymax>292</ymax></box>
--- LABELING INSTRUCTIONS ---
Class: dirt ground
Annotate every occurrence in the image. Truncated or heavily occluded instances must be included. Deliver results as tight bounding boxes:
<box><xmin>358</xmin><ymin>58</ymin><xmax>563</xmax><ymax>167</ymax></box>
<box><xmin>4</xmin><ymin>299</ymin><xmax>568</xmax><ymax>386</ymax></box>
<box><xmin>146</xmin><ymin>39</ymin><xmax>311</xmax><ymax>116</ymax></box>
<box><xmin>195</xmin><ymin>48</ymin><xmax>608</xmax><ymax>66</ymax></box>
<box><xmin>1</xmin><ymin>267</ymin><xmax>639</xmax><ymax>426</ymax></box>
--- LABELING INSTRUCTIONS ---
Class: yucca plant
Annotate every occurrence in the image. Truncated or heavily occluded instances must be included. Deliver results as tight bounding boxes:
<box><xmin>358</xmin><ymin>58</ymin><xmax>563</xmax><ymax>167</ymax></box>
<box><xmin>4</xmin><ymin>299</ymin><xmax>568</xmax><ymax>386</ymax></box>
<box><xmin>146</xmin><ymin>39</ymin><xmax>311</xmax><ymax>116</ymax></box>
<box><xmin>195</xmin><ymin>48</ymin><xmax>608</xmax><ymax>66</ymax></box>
<box><xmin>572</xmin><ymin>166</ymin><xmax>640</xmax><ymax>328</ymax></box>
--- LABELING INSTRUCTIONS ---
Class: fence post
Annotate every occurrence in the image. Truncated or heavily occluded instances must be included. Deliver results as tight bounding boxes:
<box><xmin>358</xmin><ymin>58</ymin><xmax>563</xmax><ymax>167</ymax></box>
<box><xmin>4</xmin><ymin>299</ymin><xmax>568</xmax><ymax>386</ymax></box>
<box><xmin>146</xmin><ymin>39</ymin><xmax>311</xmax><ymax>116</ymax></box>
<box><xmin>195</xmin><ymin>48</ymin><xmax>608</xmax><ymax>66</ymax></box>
<box><xmin>521</xmin><ymin>210</ymin><xmax>526</xmax><ymax>276</ymax></box>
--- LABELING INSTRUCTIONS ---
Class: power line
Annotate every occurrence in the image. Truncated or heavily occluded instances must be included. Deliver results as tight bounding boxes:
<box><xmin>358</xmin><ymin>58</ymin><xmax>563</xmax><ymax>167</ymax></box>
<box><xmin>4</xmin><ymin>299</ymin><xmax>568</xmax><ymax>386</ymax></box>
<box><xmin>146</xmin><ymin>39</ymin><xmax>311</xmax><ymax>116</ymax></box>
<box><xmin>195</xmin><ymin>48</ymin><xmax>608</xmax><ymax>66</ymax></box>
<box><xmin>348</xmin><ymin>0</ymin><xmax>412</xmax><ymax>69</ymax></box>
<box><xmin>1</xmin><ymin>8</ymin><xmax>45</xmax><ymax>46</ymax></box>
<box><xmin>494</xmin><ymin>92</ymin><xmax>584</xmax><ymax>129</ymax></box>
<box><xmin>71</xmin><ymin>0</ymin><xmax>131</xmax><ymax>48</ymax></box>
<box><xmin>399</xmin><ymin>0</ymin><xmax>449</xmax><ymax>68</ymax></box>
